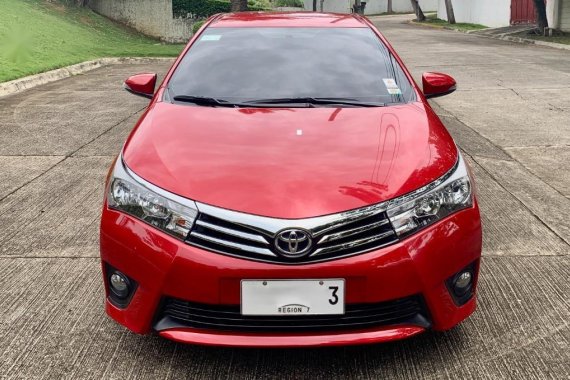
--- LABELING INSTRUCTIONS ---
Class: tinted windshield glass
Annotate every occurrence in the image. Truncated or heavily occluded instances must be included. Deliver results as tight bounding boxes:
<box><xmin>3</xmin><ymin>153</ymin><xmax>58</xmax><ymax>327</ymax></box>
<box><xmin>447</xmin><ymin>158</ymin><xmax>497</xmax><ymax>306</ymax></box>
<box><xmin>169</xmin><ymin>27</ymin><xmax>415</xmax><ymax>105</ymax></box>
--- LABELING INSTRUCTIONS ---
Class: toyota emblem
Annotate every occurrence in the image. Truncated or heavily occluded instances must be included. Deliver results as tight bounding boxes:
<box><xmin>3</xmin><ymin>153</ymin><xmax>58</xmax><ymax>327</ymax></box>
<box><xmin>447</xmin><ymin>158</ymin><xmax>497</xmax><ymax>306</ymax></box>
<box><xmin>274</xmin><ymin>228</ymin><xmax>313</xmax><ymax>257</ymax></box>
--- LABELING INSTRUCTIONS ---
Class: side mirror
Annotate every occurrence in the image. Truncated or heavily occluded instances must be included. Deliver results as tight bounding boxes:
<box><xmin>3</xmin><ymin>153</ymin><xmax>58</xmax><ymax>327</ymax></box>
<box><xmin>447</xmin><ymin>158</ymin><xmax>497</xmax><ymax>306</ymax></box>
<box><xmin>422</xmin><ymin>72</ymin><xmax>456</xmax><ymax>99</ymax></box>
<box><xmin>124</xmin><ymin>73</ymin><xmax>157</xmax><ymax>99</ymax></box>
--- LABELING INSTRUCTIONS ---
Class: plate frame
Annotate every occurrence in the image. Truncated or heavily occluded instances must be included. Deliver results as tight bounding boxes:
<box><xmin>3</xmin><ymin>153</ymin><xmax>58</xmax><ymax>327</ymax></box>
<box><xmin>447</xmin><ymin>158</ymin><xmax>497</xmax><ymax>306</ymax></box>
<box><xmin>240</xmin><ymin>278</ymin><xmax>346</xmax><ymax>316</ymax></box>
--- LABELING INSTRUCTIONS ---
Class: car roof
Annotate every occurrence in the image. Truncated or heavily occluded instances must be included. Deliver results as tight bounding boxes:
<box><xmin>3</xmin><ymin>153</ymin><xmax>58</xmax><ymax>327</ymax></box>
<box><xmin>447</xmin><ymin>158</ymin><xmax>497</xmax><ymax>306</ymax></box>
<box><xmin>209</xmin><ymin>12</ymin><xmax>369</xmax><ymax>28</ymax></box>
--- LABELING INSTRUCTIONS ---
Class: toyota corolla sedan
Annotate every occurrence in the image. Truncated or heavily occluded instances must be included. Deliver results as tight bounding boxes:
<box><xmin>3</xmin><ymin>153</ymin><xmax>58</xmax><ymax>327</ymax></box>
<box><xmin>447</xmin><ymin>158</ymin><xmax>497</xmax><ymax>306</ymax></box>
<box><xmin>100</xmin><ymin>12</ymin><xmax>482</xmax><ymax>347</ymax></box>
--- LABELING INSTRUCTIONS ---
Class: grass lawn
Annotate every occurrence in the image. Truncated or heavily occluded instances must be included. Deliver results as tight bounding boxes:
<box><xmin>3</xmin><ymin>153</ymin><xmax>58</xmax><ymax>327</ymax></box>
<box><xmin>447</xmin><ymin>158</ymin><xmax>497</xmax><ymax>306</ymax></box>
<box><xmin>417</xmin><ymin>13</ymin><xmax>487</xmax><ymax>32</ymax></box>
<box><xmin>0</xmin><ymin>0</ymin><xmax>185</xmax><ymax>82</ymax></box>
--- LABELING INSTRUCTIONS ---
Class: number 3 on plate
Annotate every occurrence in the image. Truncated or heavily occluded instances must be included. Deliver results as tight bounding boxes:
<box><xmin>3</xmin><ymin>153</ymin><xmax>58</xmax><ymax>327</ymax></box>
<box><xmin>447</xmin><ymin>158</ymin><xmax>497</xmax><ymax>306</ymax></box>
<box><xmin>328</xmin><ymin>286</ymin><xmax>339</xmax><ymax>305</ymax></box>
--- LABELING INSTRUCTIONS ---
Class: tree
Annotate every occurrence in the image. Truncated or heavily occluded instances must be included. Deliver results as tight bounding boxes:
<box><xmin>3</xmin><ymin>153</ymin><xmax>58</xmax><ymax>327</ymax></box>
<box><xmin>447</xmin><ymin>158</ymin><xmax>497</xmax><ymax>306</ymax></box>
<box><xmin>409</xmin><ymin>0</ymin><xmax>425</xmax><ymax>22</ymax></box>
<box><xmin>313</xmin><ymin>0</ymin><xmax>317</xmax><ymax>11</ymax></box>
<box><xmin>533</xmin><ymin>0</ymin><xmax>548</xmax><ymax>34</ymax></box>
<box><xmin>387</xmin><ymin>0</ymin><xmax>393</xmax><ymax>14</ymax></box>
<box><xmin>231</xmin><ymin>0</ymin><xmax>248</xmax><ymax>12</ymax></box>
<box><xmin>444</xmin><ymin>0</ymin><xmax>456</xmax><ymax>24</ymax></box>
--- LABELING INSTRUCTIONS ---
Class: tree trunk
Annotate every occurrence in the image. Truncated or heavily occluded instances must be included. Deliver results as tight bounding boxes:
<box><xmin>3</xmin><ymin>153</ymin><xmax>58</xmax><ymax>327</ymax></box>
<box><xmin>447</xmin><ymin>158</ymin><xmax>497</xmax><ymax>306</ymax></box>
<box><xmin>410</xmin><ymin>0</ymin><xmax>425</xmax><ymax>22</ymax></box>
<box><xmin>444</xmin><ymin>0</ymin><xmax>456</xmax><ymax>24</ymax></box>
<box><xmin>387</xmin><ymin>0</ymin><xmax>393</xmax><ymax>14</ymax></box>
<box><xmin>231</xmin><ymin>0</ymin><xmax>248</xmax><ymax>12</ymax></box>
<box><xmin>354</xmin><ymin>0</ymin><xmax>362</xmax><ymax>14</ymax></box>
<box><xmin>533</xmin><ymin>0</ymin><xmax>548</xmax><ymax>34</ymax></box>
<box><xmin>313</xmin><ymin>0</ymin><xmax>317</xmax><ymax>11</ymax></box>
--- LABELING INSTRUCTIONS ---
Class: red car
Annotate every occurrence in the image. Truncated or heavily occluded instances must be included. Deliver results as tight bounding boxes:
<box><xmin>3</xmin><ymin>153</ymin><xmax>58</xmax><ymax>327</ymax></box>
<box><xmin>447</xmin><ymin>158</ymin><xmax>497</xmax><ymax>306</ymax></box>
<box><xmin>100</xmin><ymin>12</ymin><xmax>482</xmax><ymax>347</ymax></box>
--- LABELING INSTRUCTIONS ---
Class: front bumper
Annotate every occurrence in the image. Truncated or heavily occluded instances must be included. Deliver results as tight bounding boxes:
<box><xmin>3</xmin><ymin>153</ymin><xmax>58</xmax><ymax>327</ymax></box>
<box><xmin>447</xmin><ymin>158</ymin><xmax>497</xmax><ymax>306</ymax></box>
<box><xmin>100</xmin><ymin>202</ymin><xmax>482</xmax><ymax>347</ymax></box>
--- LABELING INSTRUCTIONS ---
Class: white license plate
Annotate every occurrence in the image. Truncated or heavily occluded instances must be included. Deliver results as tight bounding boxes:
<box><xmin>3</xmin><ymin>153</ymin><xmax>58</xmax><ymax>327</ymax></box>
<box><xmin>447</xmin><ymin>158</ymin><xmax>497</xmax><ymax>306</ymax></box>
<box><xmin>241</xmin><ymin>279</ymin><xmax>345</xmax><ymax>316</ymax></box>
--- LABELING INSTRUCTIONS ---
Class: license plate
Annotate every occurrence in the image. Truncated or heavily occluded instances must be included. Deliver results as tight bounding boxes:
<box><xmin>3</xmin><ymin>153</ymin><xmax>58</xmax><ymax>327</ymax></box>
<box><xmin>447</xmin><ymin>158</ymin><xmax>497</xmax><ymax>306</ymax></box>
<box><xmin>241</xmin><ymin>279</ymin><xmax>345</xmax><ymax>316</ymax></box>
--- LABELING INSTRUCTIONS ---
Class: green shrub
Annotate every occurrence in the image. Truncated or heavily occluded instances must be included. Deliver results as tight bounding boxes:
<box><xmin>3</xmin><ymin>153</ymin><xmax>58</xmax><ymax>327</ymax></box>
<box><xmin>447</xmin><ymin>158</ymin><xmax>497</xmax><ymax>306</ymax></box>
<box><xmin>249</xmin><ymin>0</ymin><xmax>272</xmax><ymax>8</ymax></box>
<box><xmin>192</xmin><ymin>20</ymin><xmax>205</xmax><ymax>34</ymax></box>
<box><xmin>173</xmin><ymin>0</ymin><xmax>229</xmax><ymax>18</ymax></box>
<box><xmin>275</xmin><ymin>0</ymin><xmax>303</xmax><ymax>7</ymax></box>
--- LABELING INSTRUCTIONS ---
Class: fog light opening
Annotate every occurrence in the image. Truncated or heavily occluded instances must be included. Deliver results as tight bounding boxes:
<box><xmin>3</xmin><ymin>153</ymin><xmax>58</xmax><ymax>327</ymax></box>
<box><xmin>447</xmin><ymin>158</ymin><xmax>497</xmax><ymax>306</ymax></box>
<box><xmin>109</xmin><ymin>271</ymin><xmax>131</xmax><ymax>299</ymax></box>
<box><xmin>453</xmin><ymin>271</ymin><xmax>473</xmax><ymax>297</ymax></box>
<box><xmin>104</xmin><ymin>264</ymin><xmax>138</xmax><ymax>309</ymax></box>
<box><xmin>446</xmin><ymin>261</ymin><xmax>477</xmax><ymax>306</ymax></box>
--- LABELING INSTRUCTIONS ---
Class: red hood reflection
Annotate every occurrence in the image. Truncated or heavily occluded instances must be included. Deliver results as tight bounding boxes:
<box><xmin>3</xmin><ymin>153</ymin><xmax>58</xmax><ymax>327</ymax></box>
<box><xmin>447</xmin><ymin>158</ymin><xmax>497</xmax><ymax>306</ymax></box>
<box><xmin>123</xmin><ymin>102</ymin><xmax>457</xmax><ymax>219</ymax></box>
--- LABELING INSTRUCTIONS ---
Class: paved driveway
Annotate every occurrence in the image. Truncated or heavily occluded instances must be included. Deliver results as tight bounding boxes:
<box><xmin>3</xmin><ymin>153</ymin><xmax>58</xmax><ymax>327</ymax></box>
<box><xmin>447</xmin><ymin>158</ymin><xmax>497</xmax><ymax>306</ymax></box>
<box><xmin>0</xmin><ymin>14</ymin><xmax>568</xmax><ymax>380</ymax></box>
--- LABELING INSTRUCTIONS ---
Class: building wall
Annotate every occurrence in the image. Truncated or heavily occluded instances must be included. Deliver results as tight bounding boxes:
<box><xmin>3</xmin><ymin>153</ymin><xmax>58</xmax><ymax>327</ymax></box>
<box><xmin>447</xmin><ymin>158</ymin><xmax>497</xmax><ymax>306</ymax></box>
<box><xmin>305</xmin><ymin>0</ymin><xmax>362</xmax><ymax>13</ymax></box>
<box><xmin>549</xmin><ymin>0</ymin><xmax>569</xmax><ymax>31</ymax></box>
<box><xmin>368</xmin><ymin>0</ymin><xmax>389</xmax><ymax>14</ymax></box>
<box><xmin>88</xmin><ymin>0</ymin><xmax>194</xmax><ymax>43</ymax></box>
<box><xmin>438</xmin><ymin>0</ymin><xmax>511</xmax><ymax>27</ymax></box>
<box><xmin>403</xmin><ymin>0</ymin><xmax>439</xmax><ymax>13</ymax></box>
<box><xmin>559</xmin><ymin>0</ymin><xmax>570</xmax><ymax>32</ymax></box>
<box><xmin>302</xmin><ymin>0</ymin><xmax>439</xmax><ymax>14</ymax></box>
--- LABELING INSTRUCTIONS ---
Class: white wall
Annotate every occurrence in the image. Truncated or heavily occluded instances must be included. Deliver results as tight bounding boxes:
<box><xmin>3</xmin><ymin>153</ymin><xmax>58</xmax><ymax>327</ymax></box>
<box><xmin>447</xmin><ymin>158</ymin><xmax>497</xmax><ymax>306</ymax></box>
<box><xmin>557</xmin><ymin>0</ymin><xmax>570</xmax><ymax>31</ymax></box>
<box><xmin>303</xmin><ymin>0</ymin><xmax>352</xmax><ymax>13</ymax></box>
<box><xmin>89</xmin><ymin>0</ymin><xmax>194</xmax><ymax>42</ymax></box>
<box><xmin>366</xmin><ymin>0</ymin><xmax>389</xmax><ymax>15</ymax></box>
<box><xmin>394</xmin><ymin>0</ymin><xmax>438</xmax><ymax>13</ymax></box>
<box><xmin>437</xmin><ymin>0</ymin><xmax>511</xmax><ymax>28</ymax></box>
<box><xmin>302</xmin><ymin>0</ymin><xmax>438</xmax><ymax>14</ymax></box>
<box><xmin>420</xmin><ymin>0</ymin><xmax>439</xmax><ymax>12</ymax></box>
<box><xmin>542</xmin><ymin>0</ymin><xmax>569</xmax><ymax>31</ymax></box>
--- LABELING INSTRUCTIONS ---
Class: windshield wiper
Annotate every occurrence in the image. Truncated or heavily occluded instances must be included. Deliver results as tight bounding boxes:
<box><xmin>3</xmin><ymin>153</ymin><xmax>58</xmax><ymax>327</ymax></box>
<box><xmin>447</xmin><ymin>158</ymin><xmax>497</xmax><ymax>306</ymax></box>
<box><xmin>173</xmin><ymin>95</ymin><xmax>240</xmax><ymax>107</ymax></box>
<box><xmin>243</xmin><ymin>97</ymin><xmax>385</xmax><ymax>107</ymax></box>
<box><xmin>172</xmin><ymin>95</ymin><xmax>385</xmax><ymax>108</ymax></box>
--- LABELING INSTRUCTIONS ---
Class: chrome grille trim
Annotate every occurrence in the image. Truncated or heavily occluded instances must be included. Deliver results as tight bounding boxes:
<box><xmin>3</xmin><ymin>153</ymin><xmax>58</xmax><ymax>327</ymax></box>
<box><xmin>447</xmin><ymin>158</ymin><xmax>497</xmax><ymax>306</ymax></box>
<box><xmin>190</xmin><ymin>232</ymin><xmax>276</xmax><ymax>257</ymax></box>
<box><xmin>186</xmin><ymin>202</ymin><xmax>399</xmax><ymax>264</ymax></box>
<box><xmin>312</xmin><ymin>230</ymin><xmax>396</xmax><ymax>257</ymax></box>
<box><xmin>194</xmin><ymin>219</ymin><xmax>269</xmax><ymax>245</ymax></box>
<box><xmin>317</xmin><ymin>219</ymin><xmax>390</xmax><ymax>244</ymax></box>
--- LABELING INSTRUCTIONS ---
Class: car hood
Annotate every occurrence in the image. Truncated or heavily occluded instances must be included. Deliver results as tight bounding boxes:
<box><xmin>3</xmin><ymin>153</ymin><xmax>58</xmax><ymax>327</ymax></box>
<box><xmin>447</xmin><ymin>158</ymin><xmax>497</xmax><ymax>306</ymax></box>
<box><xmin>123</xmin><ymin>102</ymin><xmax>457</xmax><ymax>219</ymax></box>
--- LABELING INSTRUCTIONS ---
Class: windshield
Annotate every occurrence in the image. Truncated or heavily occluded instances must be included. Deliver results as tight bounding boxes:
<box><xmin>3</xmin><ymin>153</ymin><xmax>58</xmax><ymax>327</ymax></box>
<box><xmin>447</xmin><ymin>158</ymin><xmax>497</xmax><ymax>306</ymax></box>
<box><xmin>168</xmin><ymin>27</ymin><xmax>415</xmax><ymax>106</ymax></box>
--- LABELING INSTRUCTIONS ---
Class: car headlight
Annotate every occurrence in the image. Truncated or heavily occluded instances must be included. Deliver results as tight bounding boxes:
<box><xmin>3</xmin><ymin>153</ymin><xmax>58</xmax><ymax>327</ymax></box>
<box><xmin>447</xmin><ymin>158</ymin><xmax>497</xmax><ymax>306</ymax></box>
<box><xmin>107</xmin><ymin>157</ymin><xmax>198</xmax><ymax>239</ymax></box>
<box><xmin>386</xmin><ymin>152</ymin><xmax>473</xmax><ymax>238</ymax></box>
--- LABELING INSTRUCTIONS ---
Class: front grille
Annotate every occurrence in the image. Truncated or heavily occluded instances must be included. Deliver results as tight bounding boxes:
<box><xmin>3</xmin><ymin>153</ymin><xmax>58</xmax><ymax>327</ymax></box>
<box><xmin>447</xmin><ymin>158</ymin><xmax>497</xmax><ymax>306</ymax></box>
<box><xmin>186</xmin><ymin>202</ymin><xmax>398</xmax><ymax>264</ymax></box>
<box><xmin>189</xmin><ymin>213</ymin><xmax>274</xmax><ymax>257</ymax></box>
<box><xmin>154</xmin><ymin>295</ymin><xmax>430</xmax><ymax>333</ymax></box>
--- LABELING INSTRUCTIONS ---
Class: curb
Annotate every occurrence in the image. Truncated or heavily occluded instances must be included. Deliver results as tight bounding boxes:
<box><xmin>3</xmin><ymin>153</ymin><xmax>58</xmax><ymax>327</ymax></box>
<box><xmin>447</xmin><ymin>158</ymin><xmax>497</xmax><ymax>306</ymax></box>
<box><xmin>0</xmin><ymin>57</ymin><xmax>175</xmax><ymax>98</ymax></box>
<box><xmin>409</xmin><ymin>21</ymin><xmax>570</xmax><ymax>51</ymax></box>
<box><xmin>478</xmin><ymin>34</ymin><xmax>570</xmax><ymax>51</ymax></box>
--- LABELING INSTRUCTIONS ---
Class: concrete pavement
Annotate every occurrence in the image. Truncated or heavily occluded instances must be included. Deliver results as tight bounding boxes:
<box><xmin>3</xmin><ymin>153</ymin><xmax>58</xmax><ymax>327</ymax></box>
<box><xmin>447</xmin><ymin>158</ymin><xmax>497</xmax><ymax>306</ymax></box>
<box><xmin>0</xmin><ymin>15</ymin><xmax>568</xmax><ymax>379</ymax></box>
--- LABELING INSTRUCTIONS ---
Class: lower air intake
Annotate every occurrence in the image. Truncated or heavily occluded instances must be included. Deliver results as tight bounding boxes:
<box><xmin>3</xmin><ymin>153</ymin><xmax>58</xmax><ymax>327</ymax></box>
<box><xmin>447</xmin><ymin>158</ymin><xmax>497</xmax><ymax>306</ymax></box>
<box><xmin>154</xmin><ymin>295</ymin><xmax>430</xmax><ymax>333</ymax></box>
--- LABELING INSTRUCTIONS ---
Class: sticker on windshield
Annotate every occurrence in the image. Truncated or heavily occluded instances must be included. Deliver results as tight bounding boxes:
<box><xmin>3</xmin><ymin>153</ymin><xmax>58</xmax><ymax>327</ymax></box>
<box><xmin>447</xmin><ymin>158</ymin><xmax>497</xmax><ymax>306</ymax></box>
<box><xmin>383</xmin><ymin>78</ymin><xmax>401</xmax><ymax>95</ymax></box>
<box><xmin>201</xmin><ymin>35</ymin><xmax>221</xmax><ymax>41</ymax></box>
<box><xmin>383</xmin><ymin>78</ymin><xmax>398</xmax><ymax>88</ymax></box>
